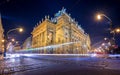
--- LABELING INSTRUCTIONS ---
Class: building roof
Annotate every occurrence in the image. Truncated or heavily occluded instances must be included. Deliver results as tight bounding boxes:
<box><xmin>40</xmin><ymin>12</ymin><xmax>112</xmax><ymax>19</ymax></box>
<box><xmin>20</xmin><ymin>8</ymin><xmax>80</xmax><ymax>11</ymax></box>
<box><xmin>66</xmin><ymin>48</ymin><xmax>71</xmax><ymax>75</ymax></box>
<box><xmin>33</xmin><ymin>8</ymin><xmax>85</xmax><ymax>34</ymax></box>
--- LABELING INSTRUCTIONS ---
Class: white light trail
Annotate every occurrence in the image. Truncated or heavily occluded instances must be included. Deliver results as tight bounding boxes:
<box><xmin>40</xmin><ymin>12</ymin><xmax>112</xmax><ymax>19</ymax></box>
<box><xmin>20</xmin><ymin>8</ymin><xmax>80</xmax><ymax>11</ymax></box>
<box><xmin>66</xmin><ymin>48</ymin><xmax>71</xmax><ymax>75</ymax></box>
<box><xmin>15</xmin><ymin>41</ymin><xmax>81</xmax><ymax>53</ymax></box>
<box><xmin>6</xmin><ymin>53</ymin><xmax>91</xmax><ymax>57</ymax></box>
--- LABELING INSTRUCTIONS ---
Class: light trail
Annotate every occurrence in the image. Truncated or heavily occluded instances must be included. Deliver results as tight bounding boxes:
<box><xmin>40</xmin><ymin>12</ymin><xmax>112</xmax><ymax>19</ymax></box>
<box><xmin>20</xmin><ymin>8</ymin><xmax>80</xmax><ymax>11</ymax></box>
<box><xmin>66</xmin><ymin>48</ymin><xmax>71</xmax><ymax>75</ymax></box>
<box><xmin>20</xmin><ymin>54</ymin><xmax>90</xmax><ymax>56</ymax></box>
<box><xmin>6</xmin><ymin>41</ymin><xmax>91</xmax><ymax>58</ymax></box>
<box><xmin>6</xmin><ymin>52</ymin><xmax>120</xmax><ymax>59</ymax></box>
<box><xmin>15</xmin><ymin>41</ymin><xmax>81</xmax><ymax>53</ymax></box>
<box><xmin>6</xmin><ymin>53</ymin><xmax>91</xmax><ymax>58</ymax></box>
<box><xmin>7</xmin><ymin>53</ymin><xmax>120</xmax><ymax>58</ymax></box>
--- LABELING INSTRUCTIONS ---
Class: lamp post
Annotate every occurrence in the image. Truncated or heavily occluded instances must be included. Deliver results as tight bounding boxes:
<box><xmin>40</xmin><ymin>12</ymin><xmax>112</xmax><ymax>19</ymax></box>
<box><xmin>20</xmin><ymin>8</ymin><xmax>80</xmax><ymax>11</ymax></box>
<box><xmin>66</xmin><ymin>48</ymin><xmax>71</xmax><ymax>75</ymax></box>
<box><xmin>97</xmin><ymin>14</ymin><xmax>112</xmax><ymax>32</ymax></box>
<box><xmin>11</xmin><ymin>38</ymin><xmax>15</xmax><ymax>42</ymax></box>
<box><xmin>3</xmin><ymin>27</ymin><xmax>23</xmax><ymax>57</ymax></box>
<box><xmin>114</xmin><ymin>28</ymin><xmax>120</xmax><ymax>33</ymax></box>
<box><xmin>6</xmin><ymin>28</ymin><xmax>23</xmax><ymax>38</ymax></box>
<box><xmin>96</xmin><ymin>14</ymin><xmax>115</xmax><ymax>46</ymax></box>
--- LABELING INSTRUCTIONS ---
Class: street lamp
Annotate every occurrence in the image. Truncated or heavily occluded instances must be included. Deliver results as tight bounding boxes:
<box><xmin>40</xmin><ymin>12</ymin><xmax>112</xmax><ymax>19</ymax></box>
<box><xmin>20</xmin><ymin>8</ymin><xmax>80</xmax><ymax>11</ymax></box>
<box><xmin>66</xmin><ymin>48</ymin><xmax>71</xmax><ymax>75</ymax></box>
<box><xmin>11</xmin><ymin>38</ymin><xmax>15</xmax><ymax>42</ymax></box>
<box><xmin>19</xmin><ymin>28</ymin><xmax>23</xmax><ymax>32</ymax></box>
<box><xmin>2</xmin><ymin>39</ymin><xmax>5</xmax><ymax>43</ymax></box>
<box><xmin>7</xmin><ymin>27</ymin><xmax>23</xmax><ymax>37</ymax></box>
<box><xmin>96</xmin><ymin>13</ymin><xmax>115</xmax><ymax>46</ymax></box>
<box><xmin>97</xmin><ymin>15</ymin><xmax>102</xmax><ymax>20</ymax></box>
<box><xmin>115</xmin><ymin>28</ymin><xmax>120</xmax><ymax>33</ymax></box>
<box><xmin>4</xmin><ymin>27</ymin><xmax>23</xmax><ymax>57</ymax></box>
<box><xmin>97</xmin><ymin>14</ymin><xmax>112</xmax><ymax>30</ymax></box>
<box><xmin>102</xmin><ymin>43</ymin><xmax>105</xmax><ymax>46</ymax></box>
<box><xmin>104</xmin><ymin>37</ymin><xmax>107</xmax><ymax>41</ymax></box>
<box><xmin>16</xmin><ymin>41</ymin><xmax>18</xmax><ymax>44</ymax></box>
<box><xmin>97</xmin><ymin>14</ymin><xmax>112</xmax><ymax>21</ymax></box>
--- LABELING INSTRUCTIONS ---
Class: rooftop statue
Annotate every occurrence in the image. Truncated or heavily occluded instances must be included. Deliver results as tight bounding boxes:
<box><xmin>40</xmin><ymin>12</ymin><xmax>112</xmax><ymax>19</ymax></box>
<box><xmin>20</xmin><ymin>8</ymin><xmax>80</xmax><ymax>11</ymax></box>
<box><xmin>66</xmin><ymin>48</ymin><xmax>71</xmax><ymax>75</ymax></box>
<box><xmin>55</xmin><ymin>7</ymin><xmax>66</xmax><ymax>17</ymax></box>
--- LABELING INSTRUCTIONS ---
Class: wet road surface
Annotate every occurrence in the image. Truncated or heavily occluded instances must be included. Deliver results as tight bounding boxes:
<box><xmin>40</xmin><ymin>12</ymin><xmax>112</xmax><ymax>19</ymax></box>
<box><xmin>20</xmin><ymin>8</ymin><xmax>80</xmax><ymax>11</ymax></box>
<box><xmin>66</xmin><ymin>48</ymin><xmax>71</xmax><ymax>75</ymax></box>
<box><xmin>0</xmin><ymin>55</ymin><xmax>120</xmax><ymax>75</ymax></box>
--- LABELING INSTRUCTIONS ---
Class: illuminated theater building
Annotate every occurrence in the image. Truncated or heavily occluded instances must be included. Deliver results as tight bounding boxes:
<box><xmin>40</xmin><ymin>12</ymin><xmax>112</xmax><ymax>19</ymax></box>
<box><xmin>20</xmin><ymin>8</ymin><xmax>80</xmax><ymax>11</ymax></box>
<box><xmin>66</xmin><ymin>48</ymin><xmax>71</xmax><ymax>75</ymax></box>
<box><xmin>31</xmin><ymin>8</ymin><xmax>91</xmax><ymax>54</ymax></box>
<box><xmin>0</xmin><ymin>15</ymin><xmax>4</xmax><ymax>53</ymax></box>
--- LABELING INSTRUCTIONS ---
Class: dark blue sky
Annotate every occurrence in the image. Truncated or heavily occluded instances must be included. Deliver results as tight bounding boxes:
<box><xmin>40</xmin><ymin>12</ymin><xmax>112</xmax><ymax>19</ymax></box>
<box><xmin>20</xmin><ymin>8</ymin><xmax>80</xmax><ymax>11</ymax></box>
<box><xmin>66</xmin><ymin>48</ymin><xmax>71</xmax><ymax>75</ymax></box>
<box><xmin>0</xmin><ymin>0</ymin><xmax>120</xmax><ymax>46</ymax></box>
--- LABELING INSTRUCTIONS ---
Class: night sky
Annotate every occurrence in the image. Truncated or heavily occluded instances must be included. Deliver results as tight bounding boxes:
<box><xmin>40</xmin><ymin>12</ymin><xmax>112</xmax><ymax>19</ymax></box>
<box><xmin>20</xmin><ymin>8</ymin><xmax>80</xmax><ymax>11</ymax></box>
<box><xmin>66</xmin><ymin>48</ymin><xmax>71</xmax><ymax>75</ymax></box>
<box><xmin>0</xmin><ymin>0</ymin><xmax>120</xmax><ymax>47</ymax></box>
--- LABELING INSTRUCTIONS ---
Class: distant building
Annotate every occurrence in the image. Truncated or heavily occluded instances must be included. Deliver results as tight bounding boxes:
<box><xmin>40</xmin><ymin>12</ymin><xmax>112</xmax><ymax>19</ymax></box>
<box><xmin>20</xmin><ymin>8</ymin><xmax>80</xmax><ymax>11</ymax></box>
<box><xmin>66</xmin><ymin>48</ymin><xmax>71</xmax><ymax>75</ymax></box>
<box><xmin>31</xmin><ymin>8</ymin><xmax>91</xmax><ymax>54</ymax></box>
<box><xmin>14</xmin><ymin>45</ymin><xmax>21</xmax><ymax>51</ymax></box>
<box><xmin>22</xmin><ymin>36</ymin><xmax>32</xmax><ymax>49</ymax></box>
<box><xmin>0</xmin><ymin>14</ymin><xmax>4</xmax><ymax>53</ymax></box>
<box><xmin>7</xmin><ymin>42</ymin><xmax>14</xmax><ymax>53</ymax></box>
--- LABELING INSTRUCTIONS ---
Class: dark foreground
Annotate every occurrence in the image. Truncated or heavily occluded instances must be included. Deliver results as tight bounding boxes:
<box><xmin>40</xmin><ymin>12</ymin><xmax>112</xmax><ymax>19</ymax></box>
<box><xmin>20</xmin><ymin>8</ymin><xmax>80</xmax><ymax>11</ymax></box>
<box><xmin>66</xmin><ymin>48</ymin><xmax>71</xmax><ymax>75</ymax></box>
<box><xmin>1</xmin><ymin>55</ymin><xmax>120</xmax><ymax>75</ymax></box>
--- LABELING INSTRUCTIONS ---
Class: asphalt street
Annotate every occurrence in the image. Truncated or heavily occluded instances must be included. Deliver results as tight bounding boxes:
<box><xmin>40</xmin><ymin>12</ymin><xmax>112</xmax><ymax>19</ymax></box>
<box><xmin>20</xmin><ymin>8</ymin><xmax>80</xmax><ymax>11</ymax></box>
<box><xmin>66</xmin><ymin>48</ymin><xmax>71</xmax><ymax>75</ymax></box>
<box><xmin>0</xmin><ymin>55</ymin><xmax>120</xmax><ymax>75</ymax></box>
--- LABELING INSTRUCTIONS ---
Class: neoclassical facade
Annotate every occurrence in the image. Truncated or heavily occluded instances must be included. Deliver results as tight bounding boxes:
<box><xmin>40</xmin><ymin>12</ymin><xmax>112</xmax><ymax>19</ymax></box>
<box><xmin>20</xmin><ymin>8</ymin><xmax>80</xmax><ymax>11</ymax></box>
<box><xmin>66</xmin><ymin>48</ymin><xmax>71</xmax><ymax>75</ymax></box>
<box><xmin>31</xmin><ymin>8</ymin><xmax>91</xmax><ymax>54</ymax></box>
<box><xmin>0</xmin><ymin>15</ymin><xmax>4</xmax><ymax>53</ymax></box>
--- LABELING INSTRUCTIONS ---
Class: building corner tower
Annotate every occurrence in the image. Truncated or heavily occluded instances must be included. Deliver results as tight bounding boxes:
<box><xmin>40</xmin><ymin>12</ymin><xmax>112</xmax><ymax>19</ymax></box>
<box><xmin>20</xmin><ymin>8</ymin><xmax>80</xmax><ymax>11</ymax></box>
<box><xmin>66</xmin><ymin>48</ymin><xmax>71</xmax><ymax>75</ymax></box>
<box><xmin>0</xmin><ymin>14</ymin><xmax>4</xmax><ymax>53</ymax></box>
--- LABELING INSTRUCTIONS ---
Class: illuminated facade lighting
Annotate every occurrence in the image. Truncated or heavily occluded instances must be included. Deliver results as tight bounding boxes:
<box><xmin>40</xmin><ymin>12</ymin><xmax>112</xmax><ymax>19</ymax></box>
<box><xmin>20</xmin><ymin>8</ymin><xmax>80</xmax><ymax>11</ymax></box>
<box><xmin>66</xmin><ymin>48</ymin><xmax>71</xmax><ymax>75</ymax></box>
<box><xmin>0</xmin><ymin>14</ymin><xmax>4</xmax><ymax>53</ymax></box>
<box><xmin>31</xmin><ymin>8</ymin><xmax>91</xmax><ymax>54</ymax></box>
